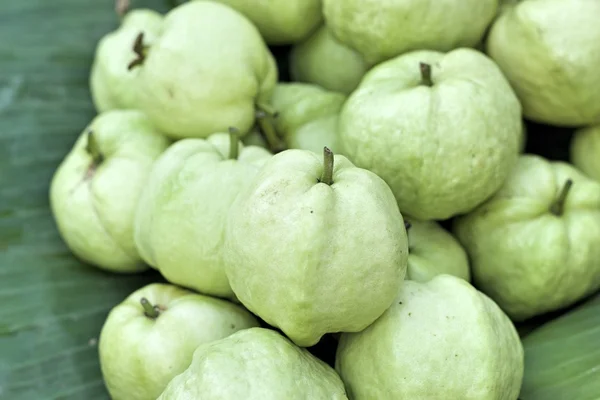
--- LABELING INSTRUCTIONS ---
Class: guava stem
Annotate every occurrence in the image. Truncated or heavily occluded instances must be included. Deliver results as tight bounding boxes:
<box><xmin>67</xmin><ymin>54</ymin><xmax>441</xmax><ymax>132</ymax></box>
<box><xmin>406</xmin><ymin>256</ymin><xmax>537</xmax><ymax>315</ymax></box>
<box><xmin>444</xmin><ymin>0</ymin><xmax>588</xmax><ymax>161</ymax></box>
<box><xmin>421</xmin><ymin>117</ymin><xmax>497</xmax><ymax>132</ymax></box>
<box><xmin>140</xmin><ymin>297</ymin><xmax>160</xmax><ymax>319</ymax></box>
<box><xmin>419</xmin><ymin>62</ymin><xmax>433</xmax><ymax>87</ymax></box>
<box><xmin>256</xmin><ymin>102</ymin><xmax>279</xmax><ymax>118</ymax></box>
<box><xmin>404</xmin><ymin>221</ymin><xmax>412</xmax><ymax>231</ymax></box>
<box><xmin>256</xmin><ymin>110</ymin><xmax>286</xmax><ymax>154</ymax></box>
<box><xmin>127</xmin><ymin>32</ymin><xmax>149</xmax><ymax>71</ymax></box>
<box><xmin>85</xmin><ymin>130</ymin><xmax>104</xmax><ymax>166</ymax></box>
<box><xmin>550</xmin><ymin>179</ymin><xmax>573</xmax><ymax>216</ymax></box>
<box><xmin>320</xmin><ymin>147</ymin><xmax>334</xmax><ymax>185</ymax></box>
<box><xmin>115</xmin><ymin>0</ymin><xmax>129</xmax><ymax>18</ymax></box>
<box><xmin>228</xmin><ymin>127</ymin><xmax>240</xmax><ymax>160</ymax></box>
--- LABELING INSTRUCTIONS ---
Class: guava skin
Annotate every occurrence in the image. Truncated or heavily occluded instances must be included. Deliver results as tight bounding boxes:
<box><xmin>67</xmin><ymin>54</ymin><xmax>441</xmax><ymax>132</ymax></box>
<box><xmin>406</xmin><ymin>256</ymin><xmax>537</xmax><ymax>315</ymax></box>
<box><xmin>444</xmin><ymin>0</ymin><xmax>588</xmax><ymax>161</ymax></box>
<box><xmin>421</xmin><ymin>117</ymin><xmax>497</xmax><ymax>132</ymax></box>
<box><xmin>486</xmin><ymin>0</ymin><xmax>600</xmax><ymax>126</ymax></box>
<box><xmin>206</xmin><ymin>0</ymin><xmax>323</xmax><ymax>45</ymax></box>
<box><xmin>135</xmin><ymin>1</ymin><xmax>278</xmax><ymax>139</ymax></box>
<box><xmin>269</xmin><ymin>83</ymin><xmax>346</xmax><ymax>154</ymax></box>
<box><xmin>224</xmin><ymin>149</ymin><xmax>408</xmax><ymax>347</ymax></box>
<box><xmin>157</xmin><ymin>328</ymin><xmax>349</xmax><ymax>400</ymax></box>
<box><xmin>339</xmin><ymin>48</ymin><xmax>522</xmax><ymax>221</ymax></box>
<box><xmin>290</xmin><ymin>25</ymin><xmax>368</xmax><ymax>95</ymax></box>
<box><xmin>571</xmin><ymin>124</ymin><xmax>600</xmax><ymax>182</ymax></box>
<box><xmin>454</xmin><ymin>155</ymin><xmax>600</xmax><ymax>321</ymax></box>
<box><xmin>134</xmin><ymin>133</ymin><xmax>272</xmax><ymax>299</ymax></box>
<box><xmin>99</xmin><ymin>283</ymin><xmax>259</xmax><ymax>400</ymax></box>
<box><xmin>90</xmin><ymin>9</ymin><xmax>163</xmax><ymax>112</ymax></box>
<box><xmin>323</xmin><ymin>0</ymin><xmax>498</xmax><ymax>65</ymax></box>
<box><xmin>335</xmin><ymin>275</ymin><xmax>524</xmax><ymax>400</ymax></box>
<box><xmin>49</xmin><ymin>110</ymin><xmax>170</xmax><ymax>273</ymax></box>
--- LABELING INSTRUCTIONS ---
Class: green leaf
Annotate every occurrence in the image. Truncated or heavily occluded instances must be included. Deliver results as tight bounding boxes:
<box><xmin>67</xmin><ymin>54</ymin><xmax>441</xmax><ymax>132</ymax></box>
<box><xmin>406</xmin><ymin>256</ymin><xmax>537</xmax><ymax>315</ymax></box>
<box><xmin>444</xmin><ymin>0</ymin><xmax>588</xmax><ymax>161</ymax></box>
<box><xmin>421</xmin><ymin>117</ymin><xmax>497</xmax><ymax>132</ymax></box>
<box><xmin>520</xmin><ymin>293</ymin><xmax>600</xmax><ymax>400</ymax></box>
<box><xmin>0</xmin><ymin>1</ymin><xmax>169</xmax><ymax>398</ymax></box>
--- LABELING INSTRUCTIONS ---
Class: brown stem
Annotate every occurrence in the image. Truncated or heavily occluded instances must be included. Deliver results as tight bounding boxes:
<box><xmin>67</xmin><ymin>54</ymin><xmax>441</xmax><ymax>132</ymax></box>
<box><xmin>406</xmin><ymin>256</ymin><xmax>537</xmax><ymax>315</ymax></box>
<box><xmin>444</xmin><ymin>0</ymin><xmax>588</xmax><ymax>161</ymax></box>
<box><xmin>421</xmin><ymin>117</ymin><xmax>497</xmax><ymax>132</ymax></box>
<box><xmin>319</xmin><ymin>147</ymin><xmax>334</xmax><ymax>185</ymax></box>
<box><xmin>550</xmin><ymin>179</ymin><xmax>573</xmax><ymax>216</ymax></box>
<box><xmin>419</xmin><ymin>62</ymin><xmax>433</xmax><ymax>87</ymax></box>
<box><xmin>256</xmin><ymin>110</ymin><xmax>286</xmax><ymax>154</ymax></box>
<box><xmin>85</xmin><ymin>130</ymin><xmax>104</xmax><ymax>166</ymax></box>
<box><xmin>115</xmin><ymin>0</ymin><xmax>129</xmax><ymax>18</ymax></box>
<box><xmin>128</xmin><ymin>32</ymin><xmax>149</xmax><ymax>71</ymax></box>
<box><xmin>228</xmin><ymin>127</ymin><xmax>240</xmax><ymax>160</ymax></box>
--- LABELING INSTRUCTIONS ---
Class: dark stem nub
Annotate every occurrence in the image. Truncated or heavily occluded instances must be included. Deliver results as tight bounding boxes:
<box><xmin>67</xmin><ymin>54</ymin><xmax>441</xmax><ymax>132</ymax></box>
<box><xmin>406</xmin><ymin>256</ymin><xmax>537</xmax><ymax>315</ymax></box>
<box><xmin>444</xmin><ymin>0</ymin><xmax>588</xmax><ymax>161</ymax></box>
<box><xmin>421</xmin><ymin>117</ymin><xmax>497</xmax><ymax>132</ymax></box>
<box><xmin>320</xmin><ymin>147</ymin><xmax>334</xmax><ymax>186</ymax></box>
<box><xmin>228</xmin><ymin>126</ymin><xmax>240</xmax><ymax>160</ymax></box>
<box><xmin>85</xmin><ymin>130</ymin><xmax>104</xmax><ymax>166</ymax></box>
<box><xmin>419</xmin><ymin>62</ymin><xmax>433</xmax><ymax>87</ymax></box>
<box><xmin>550</xmin><ymin>179</ymin><xmax>573</xmax><ymax>216</ymax></box>
<box><xmin>255</xmin><ymin>109</ymin><xmax>286</xmax><ymax>154</ymax></box>
<box><xmin>404</xmin><ymin>221</ymin><xmax>412</xmax><ymax>231</ymax></box>
<box><xmin>140</xmin><ymin>297</ymin><xmax>160</xmax><ymax>319</ymax></box>
<box><xmin>128</xmin><ymin>32</ymin><xmax>148</xmax><ymax>71</ymax></box>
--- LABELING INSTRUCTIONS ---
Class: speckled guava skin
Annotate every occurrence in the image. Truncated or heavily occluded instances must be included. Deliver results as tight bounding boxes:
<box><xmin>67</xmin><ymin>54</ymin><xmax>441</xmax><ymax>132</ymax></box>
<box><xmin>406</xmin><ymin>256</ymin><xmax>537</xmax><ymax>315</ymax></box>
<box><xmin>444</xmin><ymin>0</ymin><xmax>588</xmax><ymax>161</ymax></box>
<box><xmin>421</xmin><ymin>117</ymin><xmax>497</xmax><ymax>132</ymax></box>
<box><xmin>224</xmin><ymin>149</ymin><xmax>408</xmax><ymax>347</ymax></box>
<box><xmin>571</xmin><ymin>125</ymin><xmax>600</xmax><ymax>182</ymax></box>
<box><xmin>134</xmin><ymin>133</ymin><xmax>272</xmax><ymax>299</ymax></box>
<box><xmin>158</xmin><ymin>328</ymin><xmax>348</xmax><ymax>400</ymax></box>
<box><xmin>323</xmin><ymin>0</ymin><xmax>498</xmax><ymax>65</ymax></box>
<box><xmin>99</xmin><ymin>283</ymin><xmax>259</xmax><ymax>400</ymax></box>
<box><xmin>290</xmin><ymin>25</ymin><xmax>368</xmax><ymax>95</ymax></box>
<box><xmin>335</xmin><ymin>275</ymin><xmax>524</xmax><ymax>400</ymax></box>
<box><xmin>135</xmin><ymin>1</ymin><xmax>278</xmax><ymax>139</ymax></box>
<box><xmin>486</xmin><ymin>0</ymin><xmax>600</xmax><ymax>126</ymax></box>
<box><xmin>338</xmin><ymin>48</ymin><xmax>522</xmax><ymax>221</ymax></box>
<box><xmin>90</xmin><ymin>9</ymin><xmax>163</xmax><ymax>112</ymax></box>
<box><xmin>50</xmin><ymin>110</ymin><xmax>170</xmax><ymax>273</ymax></box>
<box><xmin>454</xmin><ymin>154</ymin><xmax>600</xmax><ymax>321</ymax></box>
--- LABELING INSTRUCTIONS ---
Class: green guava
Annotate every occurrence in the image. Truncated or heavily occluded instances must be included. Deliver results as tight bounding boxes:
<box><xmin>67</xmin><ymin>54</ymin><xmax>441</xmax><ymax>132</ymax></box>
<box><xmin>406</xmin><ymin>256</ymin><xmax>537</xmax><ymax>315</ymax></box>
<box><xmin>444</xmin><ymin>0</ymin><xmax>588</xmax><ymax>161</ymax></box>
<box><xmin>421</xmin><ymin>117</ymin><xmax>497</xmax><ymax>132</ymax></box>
<box><xmin>336</xmin><ymin>275</ymin><xmax>524</xmax><ymax>399</ymax></box>
<box><xmin>486</xmin><ymin>0</ymin><xmax>600</xmax><ymax>126</ymax></box>
<box><xmin>269</xmin><ymin>82</ymin><xmax>346</xmax><ymax>154</ymax></box>
<box><xmin>158</xmin><ymin>328</ymin><xmax>348</xmax><ymax>399</ymax></box>
<box><xmin>224</xmin><ymin>148</ymin><xmax>408</xmax><ymax>347</ymax></box>
<box><xmin>289</xmin><ymin>25</ymin><xmax>368</xmax><ymax>95</ymax></box>
<box><xmin>131</xmin><ymin>1</ymin><xmax>278</xmax><ymax>139</ymax></box>
<box><xmin>323</xmin><ymin>0</ymin><xmax>498</xmax><ymax>65</ymax></box>
<box><xmin>338</xmin><ymin>48</ymin><xmax>522</xmax><ymax>221</ymax></box>
<box><xmin>99</xmin><ymin>283</ymin><xmax>259</xmax><ymax>400</ymax></box>
<box><xmin>205</xmin><ymin>0</ymin><xmax>322</xmax><ymax>45</ymax></box>
<box><xmin>49</xmin><ymin>110</ymin><xmax>170</xmax><ymax>273</ymax></box>
<box><xmin>405</xmin><ymin>220</ymin><xmax>470</xmax><ymax>283</ymax></box>
<box><xmin>454</xmin><ymin>154</ymin><xmax>600</xmax><ymax>321</ymax></box>
<box><xmin>570</xmin><ymin>124</ymin><xmax>600</xmax><ymax>182</ymax></box>
<box><xmin>134</xmin><ymin>131</ymin><xmax>271</xmax><ymax>299</ymax></box>
<box><xmin>89</xmin><ymin>9</ymin><xmax>163</xmax><ymax>113</ymax></box>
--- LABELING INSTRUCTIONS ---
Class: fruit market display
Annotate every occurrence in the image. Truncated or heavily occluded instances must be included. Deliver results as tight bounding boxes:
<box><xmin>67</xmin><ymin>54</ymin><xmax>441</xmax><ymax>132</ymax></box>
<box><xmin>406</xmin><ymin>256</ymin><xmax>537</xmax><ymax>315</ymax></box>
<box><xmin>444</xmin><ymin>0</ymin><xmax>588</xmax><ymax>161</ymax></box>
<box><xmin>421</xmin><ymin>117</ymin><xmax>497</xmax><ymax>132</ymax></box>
<box><xmin>45</xmin><ymin>0</ymin><xmax>600</xmax><ymax>398</ymax></box>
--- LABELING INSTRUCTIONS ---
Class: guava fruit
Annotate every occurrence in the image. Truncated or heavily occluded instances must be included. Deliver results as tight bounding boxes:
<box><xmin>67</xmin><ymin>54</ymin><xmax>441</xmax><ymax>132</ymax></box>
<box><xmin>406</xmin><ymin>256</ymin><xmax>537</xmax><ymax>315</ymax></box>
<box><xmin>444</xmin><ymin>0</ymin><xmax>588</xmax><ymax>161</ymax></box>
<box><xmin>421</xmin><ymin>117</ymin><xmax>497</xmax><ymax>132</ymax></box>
<box><xmin>454</xmin><ymin>154</ymin><xmax>600</xmax><ymax>321</ymax></box>
<box><xmin>486</xmin><ymin>0</ymin><xmax>600</xmax><ymax>126</ymax></box>
<box><xmin>134</xmin><ymin>130</ymin><xmax>271</xmax><ymax>299</ymax></box>
<box><xmin>157</xmin><ymin>328</ymin><xmax>348</xmax><ymax>399</ymax></box>
<box><xmin>323</xmin><ymin>0</ymin><xmax>498</xmax><ymax>65</ymax></box>
<box><xmin>224</xmin><ymin>148</ymin><xmax>408</xmax><ymax>347</ymax></box>
<box><xmin>99</xmin><ymin>283</ymin><xmax>259</xmax><ymax>400</ymax></box>
<box><xmin>405</xmin><ymin>220</ymin><xmax>470</xmax><ymax>283</ymax></box>
<box><xmin>50</xmin><ymin>110</ymin><xmax>170</xmax><ymax>273</ymax></box>
<box><xmin>206</xmin><ymin>0</ymin><xmax>322</xmax><ymax>45</ymax></box>
<box><xmin>269</xmin><ymin>82</ymin><xmax>346</xmax><ymax>154</ymax></box>
<box><xmin>336</xmin><ymin>275</ymin><xmax>524</xmax><ymax>400</ymax></box>
<box><xmin>570</xmin><ymin>124</ymin><xmax>600</xmax><ymax>182</ymax></box>
<box><xmin>338</xmin><ymin>48</ymin><xmax>522</xmax><ymax>220</ymax></box>
<box><xmin>131</xmin><ymin>0</ymin><xmax>278</xmax><ymax>139</ymax></box>
<box><xmin>289</xmin><ymin>25</ymin><xmax>368</xmax><ymax>95</ymax></box>
<box><xmin>90</xmin><ymin>9</ymin><xmax>163</xmax><ymax>112</ymax></box>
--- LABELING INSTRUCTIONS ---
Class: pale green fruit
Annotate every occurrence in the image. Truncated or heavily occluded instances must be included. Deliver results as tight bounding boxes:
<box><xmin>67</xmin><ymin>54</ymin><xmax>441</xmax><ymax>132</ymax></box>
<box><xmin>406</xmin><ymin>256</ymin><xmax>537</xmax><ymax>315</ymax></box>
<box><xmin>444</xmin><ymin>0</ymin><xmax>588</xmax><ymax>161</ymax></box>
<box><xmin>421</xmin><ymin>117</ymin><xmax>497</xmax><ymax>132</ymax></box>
<box><xmin>133</xmin><ymin>1</ymin><xmax>278</xmax><ymax>139</ymax></box>
<box><xmin>405</xmin><ymin>220</ymin><xmax>470</xmax><ymax>283</ymax></box>
<box><xmin>89</xmin><ymin>9</ymin><xmax>163</xmax><ymax>113</ymax></box>
<box><xmin>134</xmin><ymin>132</ymin><xmax>271</xmax><ymax>299</ymax></box>
<box><xmin>486</xmin><ymin>0</ymin><xmax>600</xmax><ymax>126</ymax></box>
<box><xmin>289</xmin><ymin>25</ymin><xmax>368</xmax><ymax>95</ymax></box>
<box><xmin>454</xmin><ymin>154</ymin><xmax>600</xmax><ymax>321</ymax></box>
<box><xmin>336</xmin><ymin>275</ymin><xmax>524</xmax><ymax>400</ymax></box>
<box><xmin>270</xmin><ymin>82</ymin><xmax>345</xmax><ymax>154</ymax></box>
<box><xmin>206</xmin><ymin>0</ymin><xmax>322</xmax><ymax>45</ymax></box>
<box><xmin>99</xmin><ymin>283</ymin><xmax>259</xmax><ymax>400</ymax></box>
<box><xmin>339</xmin><ymin>48</ymin><xmax>522</xmax><ymax>221</ymax></box>
<box><xmin>224</xmin><ymin>149</ymin><xmax>408</xmax><ymax>346</ymax></box>
<box><xmin>323</xmin><ymin>0</ymin><xmax>498</xmax><ymax>65</ymax></box>
<box><xmin>158</xmin><ymin>328</ymin><xmax>348</xmax><ymax>399</ymax></box>
<box><xmin>570</xmin><ymin>124</ymin><xmax>600</xmax><ymax>182</ymax></box>
<box><xmin>49</xmin><ymin>110</ymin><xmax>170</xmax><ymax>273</ymax></box>
<box><xmin>241</xmin><ymin>127</ymin><xmax>268</xmax><ymax>149</ymax></box>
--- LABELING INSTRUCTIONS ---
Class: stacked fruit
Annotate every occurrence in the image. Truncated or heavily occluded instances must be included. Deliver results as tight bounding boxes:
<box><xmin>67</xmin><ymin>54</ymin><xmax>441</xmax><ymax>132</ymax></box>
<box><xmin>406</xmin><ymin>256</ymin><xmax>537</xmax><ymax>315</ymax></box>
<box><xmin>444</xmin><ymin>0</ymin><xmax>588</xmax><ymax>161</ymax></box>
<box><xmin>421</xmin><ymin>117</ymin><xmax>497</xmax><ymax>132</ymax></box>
<box><xmin>49</xmin><ymin>0</ymin><xmax>600</xmax><ymax>399</ymax></box>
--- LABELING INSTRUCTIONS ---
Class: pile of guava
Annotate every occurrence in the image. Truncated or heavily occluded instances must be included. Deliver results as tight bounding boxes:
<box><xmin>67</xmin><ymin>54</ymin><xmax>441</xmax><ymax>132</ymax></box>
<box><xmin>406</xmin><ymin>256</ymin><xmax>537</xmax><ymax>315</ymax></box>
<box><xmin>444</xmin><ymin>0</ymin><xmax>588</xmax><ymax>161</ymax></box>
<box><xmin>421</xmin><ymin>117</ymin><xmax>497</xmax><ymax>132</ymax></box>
<box><xmin>49</xmin><ymin>0</ymin><xmax>600</xmax><ymax>398</ymax></box>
